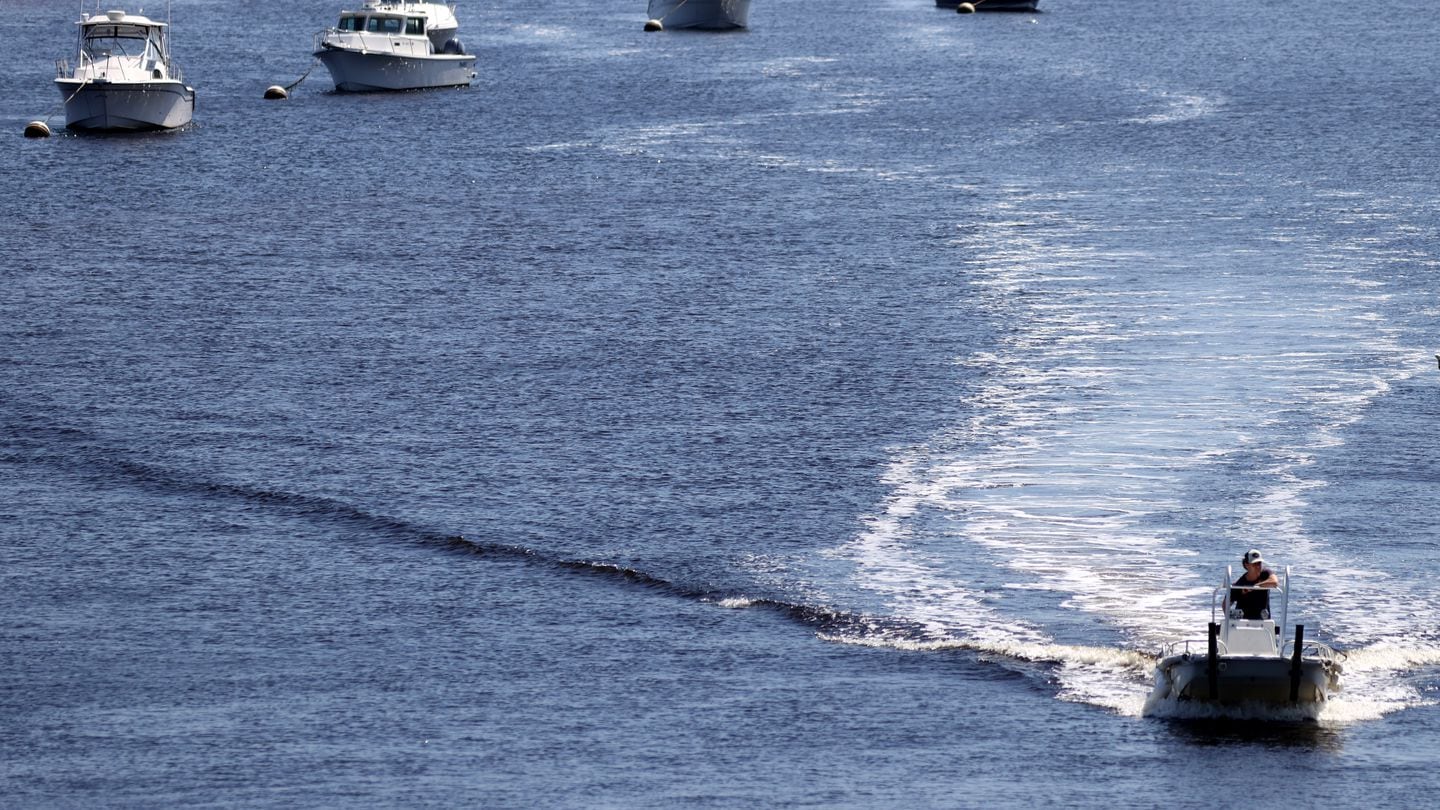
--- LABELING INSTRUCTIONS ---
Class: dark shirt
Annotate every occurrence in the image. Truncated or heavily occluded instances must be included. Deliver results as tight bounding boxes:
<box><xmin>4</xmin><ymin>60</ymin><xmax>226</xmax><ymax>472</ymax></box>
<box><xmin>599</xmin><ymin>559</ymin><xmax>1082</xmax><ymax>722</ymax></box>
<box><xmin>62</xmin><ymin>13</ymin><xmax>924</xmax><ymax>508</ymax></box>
<box><xmin>1230</xmin><ymin>569</ymin><xmax>1273</xmax><ymax>620</ymax></box>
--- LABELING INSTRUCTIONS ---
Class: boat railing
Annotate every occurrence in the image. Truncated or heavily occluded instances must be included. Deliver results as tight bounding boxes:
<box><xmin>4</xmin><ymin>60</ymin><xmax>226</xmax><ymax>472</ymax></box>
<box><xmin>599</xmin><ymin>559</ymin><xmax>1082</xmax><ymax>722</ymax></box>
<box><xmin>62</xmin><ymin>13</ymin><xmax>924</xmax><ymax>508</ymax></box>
<box><xmin>1214</xmin><ymin>564</ymin><xmax>1290</xmax><ymax>631</ymax></box>
<box><xmin>367</xmin><ymin>1</ymin><xmax>460</xmax><ymax>10</ymax></box>
<box><xmin>1156</xmin><ymin>564</ymin><xmax>1342</xmax><ymax>663</ymax></box>
<box><xmin>1282</xmin><ymin>638</ymin><xmax>1345</xmax><ymax>664</ymax></box>
<box><xmin>1160</xmin><ymin>638</ymin><xmax>1232</xmax><ymax>658</ymax></box>
<box><xmin>69</xmin><ymin>49</ymin><xmax>140</xmax><ymax>83</ymax></box>
<box><xmin>315</xmin><ymin>29</ymin><xmax>435</xmax><ymax>57</ymax></box>
<box><xmin>55</xmin><ymin>58</ymin><xmax>71</xmax><ymax>79</ymax></box>
<box><xmin>1161</xmin><ymin>630</ymin><xmax>1335</xmax><ymax>661</ymax></box>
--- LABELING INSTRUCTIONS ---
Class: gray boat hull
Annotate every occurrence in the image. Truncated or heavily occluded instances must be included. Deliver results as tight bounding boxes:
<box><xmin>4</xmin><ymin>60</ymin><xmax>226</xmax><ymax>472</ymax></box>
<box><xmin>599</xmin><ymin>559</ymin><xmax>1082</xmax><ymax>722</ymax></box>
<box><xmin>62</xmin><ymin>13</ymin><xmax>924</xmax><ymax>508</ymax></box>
<box><xmin>647</xmin><ymin>0</ymin><xmax>750</xmax><ymax>30</ymax></box>
<box><xmin>935</xmin><ymin>0</ymin><xmax>1039</xmax><ymax>10</ymax></box>
<box><xmin>57</xmin><ymin>80</ymin><xmax>194</xmax><ymax>131</ymax></box>
<box><xmin>315</xmin><ymin>47</ymin><xmax>477</xmax><ymax>92</ymax></box>
<box><xmin>1150</xmin><ymin>653</ymin><xmax>1341</xmax><ymax>705</ymax></box>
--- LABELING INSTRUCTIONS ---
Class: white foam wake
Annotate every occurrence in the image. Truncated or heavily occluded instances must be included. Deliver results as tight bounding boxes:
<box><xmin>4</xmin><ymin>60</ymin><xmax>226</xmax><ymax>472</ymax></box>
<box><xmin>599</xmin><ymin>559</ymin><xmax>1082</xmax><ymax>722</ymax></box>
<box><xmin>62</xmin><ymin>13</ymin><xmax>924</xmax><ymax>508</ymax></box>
<box><xmin>822</xmin><ymin>183</ymin><xmax>1438</xmax><ymax>719</ymax></box>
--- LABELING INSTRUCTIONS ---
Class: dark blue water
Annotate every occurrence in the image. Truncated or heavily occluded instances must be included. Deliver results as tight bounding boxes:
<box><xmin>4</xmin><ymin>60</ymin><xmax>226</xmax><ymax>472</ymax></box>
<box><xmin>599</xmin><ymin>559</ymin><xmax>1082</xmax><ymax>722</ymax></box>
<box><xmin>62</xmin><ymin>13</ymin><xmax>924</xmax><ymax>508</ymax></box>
<box><xmin>4</xmin><ymin>0</ymin><xmax>1440</xmax><ymax>805</ymax></box>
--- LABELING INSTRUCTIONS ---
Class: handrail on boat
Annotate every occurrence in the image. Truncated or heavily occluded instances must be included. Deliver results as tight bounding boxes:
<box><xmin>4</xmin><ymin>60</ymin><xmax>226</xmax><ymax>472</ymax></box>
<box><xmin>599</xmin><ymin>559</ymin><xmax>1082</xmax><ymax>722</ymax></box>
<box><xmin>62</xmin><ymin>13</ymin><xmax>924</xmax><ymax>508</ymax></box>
<box><xmin>1160</xmin><ymin>637</ymin><xmax>1231</xmax><ymax>658</ymax></box>
<box><xmin>1282</xmin><ymin>638</ymin><xmax>1345</xmax><ymax>664</ymax></box>
<box><xmin>1213</xmin><ymin>564</ymin><xmax>1290</xmax><ymax>630</ymax></box>
<box><xmin>1158</xmin><ymin>564</ymin><xmax>1342</xmax><ymax>663</ymax></box>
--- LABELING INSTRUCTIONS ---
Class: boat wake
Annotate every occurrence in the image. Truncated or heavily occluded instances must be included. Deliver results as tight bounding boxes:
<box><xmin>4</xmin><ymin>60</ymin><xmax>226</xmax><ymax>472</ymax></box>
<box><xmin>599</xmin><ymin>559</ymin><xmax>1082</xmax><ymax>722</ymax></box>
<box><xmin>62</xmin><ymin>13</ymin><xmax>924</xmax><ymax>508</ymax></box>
<box><xmin>815</xmin><ymin>179</ymin><xmax>1440</xmax><ymax>722</ymax></box>
<box><xmin>820</xmin><ymin>628</ymin><xmax>1157</xmax><ymax>714</ymax></box>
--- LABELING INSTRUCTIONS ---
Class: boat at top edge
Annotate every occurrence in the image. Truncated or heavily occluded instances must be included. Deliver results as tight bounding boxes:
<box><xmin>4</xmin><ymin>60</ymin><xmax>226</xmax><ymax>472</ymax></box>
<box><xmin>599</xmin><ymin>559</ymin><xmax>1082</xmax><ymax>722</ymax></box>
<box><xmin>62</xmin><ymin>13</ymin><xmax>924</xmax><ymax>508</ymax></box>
<box><xmin>647</xmin><ymin>0</ymin><xmax>751</xmax><ymax>30</ymax></box>
<box><xmin>54</xmin><ymin>8</ymin><xmax>195</xmax><ymax>132</ymax></box>
<box><xmin>313</xmin><ymin>1</ymin><xmax>477</xmax><ymax>92</ymax></box>
<box><xmin>935</xmin><ymin>0</ymin><xmax>1040</xmax><ymax>11</ymax></box>
<box><xmin>1146</xmin><ymin>565</ymin><xmax>1344</xmax><ymax>712</ymax></box>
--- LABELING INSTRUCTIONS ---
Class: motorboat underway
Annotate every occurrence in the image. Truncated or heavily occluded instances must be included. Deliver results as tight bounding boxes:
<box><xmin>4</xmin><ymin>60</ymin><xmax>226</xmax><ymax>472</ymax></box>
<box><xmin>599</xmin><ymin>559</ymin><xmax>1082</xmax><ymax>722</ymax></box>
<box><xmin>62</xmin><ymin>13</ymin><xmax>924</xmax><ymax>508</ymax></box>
<box><xmin>314</xmin><ymin>1</ymin><xmax>477</xmax><ymax>92</ymax></box>
<box><xmin>54</xmin><ymin>8</ymin><xmax>194</xmax><ymax>132</ymax></box>
<box><xmin>1147</xmin><ymin>566</ymin><xmax>1343</xmax><ymax>711</ymax></box>
<box><xmin>935</xmin><ymin>0</ymin><xmax>1040</xmax><ymax>10</ymax></box>
<box><xmin>646</xmin><ymin>0</ymin><xmax>751</xmax><ymax>31</ymax></box>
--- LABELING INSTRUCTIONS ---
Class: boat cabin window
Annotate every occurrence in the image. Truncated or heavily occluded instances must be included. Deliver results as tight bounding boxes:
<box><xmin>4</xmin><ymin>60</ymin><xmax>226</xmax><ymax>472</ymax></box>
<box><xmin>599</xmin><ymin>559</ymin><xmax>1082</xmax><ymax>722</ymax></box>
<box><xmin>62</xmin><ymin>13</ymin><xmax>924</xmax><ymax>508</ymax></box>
<box><xmin>405</xmin><ymin>18</ymin><xmax>424</xmax><ymax>35</ymax></box>
<box><xmin>337</xmin><ymin>16</ymin><xmax>363</xmax><ymax>31</ymax></box>
<box><xmin>81</xmin><ymin>25</ymin><xmax>150</xmax><ymax>60</ymax></box>
<box><xmin>365</xmin><ymin>16</ymin><xmax>404</xmax><ymax>35</ymax></box>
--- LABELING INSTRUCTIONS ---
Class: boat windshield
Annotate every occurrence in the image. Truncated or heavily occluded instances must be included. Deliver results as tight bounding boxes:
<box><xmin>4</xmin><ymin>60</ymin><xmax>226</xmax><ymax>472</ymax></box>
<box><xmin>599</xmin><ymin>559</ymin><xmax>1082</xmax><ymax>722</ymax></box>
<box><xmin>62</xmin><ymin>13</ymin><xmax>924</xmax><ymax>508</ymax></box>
<box><xmin>82</xmin><ymin>26</ymin><xmax>154</xmax><ymax>61</ymax></box>
<box><xmin>335</xmin><ymin>14</ymin><xmax>423</xmax><ymax>35</ymax></box>
<box><xmin>365</xmin><ymin>16</ymin><xmax>405</xmax><ymax>34</ymax></box>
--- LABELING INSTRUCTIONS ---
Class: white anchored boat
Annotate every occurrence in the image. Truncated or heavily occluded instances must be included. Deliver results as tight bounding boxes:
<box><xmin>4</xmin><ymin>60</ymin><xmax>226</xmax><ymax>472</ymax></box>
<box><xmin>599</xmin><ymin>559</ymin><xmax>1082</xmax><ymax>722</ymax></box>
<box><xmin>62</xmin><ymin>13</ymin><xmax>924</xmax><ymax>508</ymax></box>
<box><xmin>54</xmin><ymin>7</ymin><xmax>194</xmax><ymax>132</ymax></box>
<box><xmin>1146</xmin><ymin>566</ymin><xmax>1344</xmax><ymax>712</ymax></box>
<box><xmin>646</xmin><ymin>0</ymin><xmax>751</xmax><ymax>31</ymax></box>
<box><xmin>314</xmin><ymin>1</ymin><xmax>477</xmax><ymax>92</ymax></box>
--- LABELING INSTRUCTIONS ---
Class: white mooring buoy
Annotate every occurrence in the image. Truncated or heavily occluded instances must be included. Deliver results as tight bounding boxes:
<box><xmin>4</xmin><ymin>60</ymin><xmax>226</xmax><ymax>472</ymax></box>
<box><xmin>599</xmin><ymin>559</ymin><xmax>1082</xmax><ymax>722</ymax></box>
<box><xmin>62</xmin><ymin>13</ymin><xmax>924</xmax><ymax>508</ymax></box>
<box><xmin>263</xmin><ymin>84</ymin><xmax>289</xmax><ymax>100</ymax></box>
<box><xmin>24</xmin><ymin>120</ymin><xmax>52</xmax><ymax>138</ymax></box>
<box><xmin>644</xmin><ymin>19</ymin><xmax>663</xmax><ymax>32</ymax></box>
<box><xmin>957</xmin><ymin>2</ymin><xmax>977</xmax><ymax>12</ymax></box>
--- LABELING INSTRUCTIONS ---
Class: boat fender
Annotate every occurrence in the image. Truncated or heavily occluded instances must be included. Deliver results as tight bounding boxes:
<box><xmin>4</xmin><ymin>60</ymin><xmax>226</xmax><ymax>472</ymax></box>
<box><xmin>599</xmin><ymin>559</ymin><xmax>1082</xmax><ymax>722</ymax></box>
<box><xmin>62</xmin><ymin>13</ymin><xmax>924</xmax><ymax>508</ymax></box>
<box><xmin>24</xmin><ymin>120</ymin><xmax>52</xmax><ymax>138</ymax></box>
<box><xmin>957</xmin><ymin>2</ymin><xmax>977</xmax><ymax>12</ymax></box>
<box><xmin>644</xmin><ymin>19</ymin><xmax>663</xmax><ymax>32</ymax></box>
<box><xmin>264</xmin><ymin>85</ymin><xmax>290</xmax><ymax>100</ymax></box>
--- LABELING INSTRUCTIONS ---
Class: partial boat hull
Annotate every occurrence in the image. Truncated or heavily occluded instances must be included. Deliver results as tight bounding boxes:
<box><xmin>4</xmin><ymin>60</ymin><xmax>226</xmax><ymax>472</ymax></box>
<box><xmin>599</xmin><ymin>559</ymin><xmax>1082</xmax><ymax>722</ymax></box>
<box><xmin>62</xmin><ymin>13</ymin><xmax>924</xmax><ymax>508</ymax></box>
<box><xmin>314</xmin><ymin>47</ymin><xmax>477</xmax><ymax>92</ymax></box>
<box><xmin>647</xmin><ymin>0</ymin><xmax>751</xmax><ymax>30</ymax></box>
<box><xmin>1151</xmin><ymin>654</ymin><xmax>1341</xmax><ymax>705</ymax></box>
<box><xmin>936</xmin><ymin>0</ymin><xmax>1039</xmax><ymax>10</ymax></box>
<box><xmin>57</xmin><ymin>80</ymin><xmax>194</xmax><ymax>131</ymax></box>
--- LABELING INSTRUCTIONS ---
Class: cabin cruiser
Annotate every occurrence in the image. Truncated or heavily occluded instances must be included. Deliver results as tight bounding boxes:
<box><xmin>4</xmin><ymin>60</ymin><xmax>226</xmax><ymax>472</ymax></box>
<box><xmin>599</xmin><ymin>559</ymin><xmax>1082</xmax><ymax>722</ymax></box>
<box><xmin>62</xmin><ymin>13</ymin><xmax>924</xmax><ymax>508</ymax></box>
<box><xmin>1147</xmin><ymin>566</ymin><xmax>1343</xmax><ymax>711</ymax></box>
<box><xmin>646</xmin><ymin>0</ymin><xmax>751</xmax><ymax>30</ymax></box>
<box><xmin>314</xmin><ymin>1</ymin><xmax>477</xmax><ymax>92</ymax></box>
<box><xmin>935</xmin><ymin>0</ymin><xmax>1040</xmax><ymax>10</ymax></box>
<box><xmin>54</xmin><ymin>8</ymin><xmax>194</xmax><ymax>132</ymax></box>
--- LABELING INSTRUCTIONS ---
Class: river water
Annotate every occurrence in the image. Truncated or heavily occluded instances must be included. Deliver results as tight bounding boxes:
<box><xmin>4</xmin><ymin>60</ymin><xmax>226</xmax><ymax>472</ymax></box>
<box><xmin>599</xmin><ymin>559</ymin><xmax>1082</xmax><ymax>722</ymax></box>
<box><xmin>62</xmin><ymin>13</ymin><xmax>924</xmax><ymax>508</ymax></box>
<box><xmin>3</xmin><ymin>0</ymin><xmax>1439</xmax><ymax>805</ymax></box>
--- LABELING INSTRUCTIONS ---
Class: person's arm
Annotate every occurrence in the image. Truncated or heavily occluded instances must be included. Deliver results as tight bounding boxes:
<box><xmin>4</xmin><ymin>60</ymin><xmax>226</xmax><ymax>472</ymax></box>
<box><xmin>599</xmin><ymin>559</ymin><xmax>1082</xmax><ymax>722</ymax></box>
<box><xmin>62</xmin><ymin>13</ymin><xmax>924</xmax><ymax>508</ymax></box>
<box><xmin>1258</xmin><ymin>571</ymin><xmax>1279</xmax><ymax>589</ymax></box>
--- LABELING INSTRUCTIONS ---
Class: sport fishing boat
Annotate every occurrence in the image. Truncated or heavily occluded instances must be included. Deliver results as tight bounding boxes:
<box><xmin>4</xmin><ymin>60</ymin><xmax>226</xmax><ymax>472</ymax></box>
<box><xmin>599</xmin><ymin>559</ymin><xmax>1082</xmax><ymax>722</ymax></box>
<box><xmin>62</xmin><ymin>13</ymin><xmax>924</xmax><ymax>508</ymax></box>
<box><xmin>54</xmin><ymin>7</ymin><xmax>195</xmax><ymax>132</ymax></box>
<box><xmin>935</xmin><ymin>0</ymin><xmax>1040</xmax><ymax>10</ymax></box>
<box><xmin>646</xmin><ymin>0</ymin><xmax>751</xmax><ymax>30</ymax></box>
<box><xmin>314</xmin><ymin>1</ymin><xmax>477</xmax><ymax>92</ymax></box>
<box><xmin>1147</xmin><ymin>566</ymin><xmax>1343</xmax><ymax>709</ymax></box>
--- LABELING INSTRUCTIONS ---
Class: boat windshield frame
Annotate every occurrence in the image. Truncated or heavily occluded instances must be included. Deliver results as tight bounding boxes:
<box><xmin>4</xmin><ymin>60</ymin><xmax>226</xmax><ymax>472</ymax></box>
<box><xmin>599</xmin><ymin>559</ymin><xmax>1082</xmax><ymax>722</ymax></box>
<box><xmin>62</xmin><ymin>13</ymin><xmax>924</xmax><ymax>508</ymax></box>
<box><xmin>334</xmin><ymin>13</ymin><xmax>428</xmax><ymax>36</ymax></box>
<box><xmin>1160</xmin><ymin>565</ymin><xmax>1344</xmax><ymax>663</ymax></box>
<box><xmin>78</xmin><ymin>22</ymin><xmax>168</xmax><ymax>67</ymax></box>
<box><xmin>1214</xmin><ymin>564</ymin><xmax>1290</xmax><ymax>632</ymax></box>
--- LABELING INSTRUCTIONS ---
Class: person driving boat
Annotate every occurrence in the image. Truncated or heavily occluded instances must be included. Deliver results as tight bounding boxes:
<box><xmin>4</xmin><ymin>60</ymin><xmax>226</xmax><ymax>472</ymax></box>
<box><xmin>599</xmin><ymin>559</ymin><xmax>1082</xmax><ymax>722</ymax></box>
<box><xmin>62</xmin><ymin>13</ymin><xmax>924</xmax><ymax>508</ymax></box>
<box><xmin>1229</xmin><ymin>548</ymin><xmax>1279</xmax><ymax>619</ymax></box>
